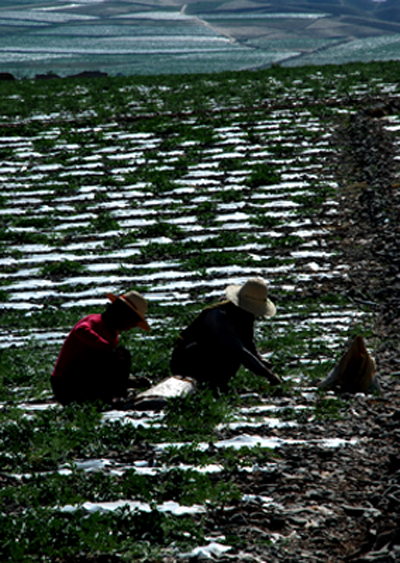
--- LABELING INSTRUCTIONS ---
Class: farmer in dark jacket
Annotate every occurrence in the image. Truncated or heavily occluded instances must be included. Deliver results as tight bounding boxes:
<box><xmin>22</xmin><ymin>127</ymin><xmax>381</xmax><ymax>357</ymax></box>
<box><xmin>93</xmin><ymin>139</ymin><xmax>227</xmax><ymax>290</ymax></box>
<box><xmin>170</xmin><ymin>278</ymin><xmax>282</xmax><ymax>392</ymax></box>
<box><xmin>51</xmin><ymin>290</ymin><xmax>150</xmax><ymax>405</ymax></box>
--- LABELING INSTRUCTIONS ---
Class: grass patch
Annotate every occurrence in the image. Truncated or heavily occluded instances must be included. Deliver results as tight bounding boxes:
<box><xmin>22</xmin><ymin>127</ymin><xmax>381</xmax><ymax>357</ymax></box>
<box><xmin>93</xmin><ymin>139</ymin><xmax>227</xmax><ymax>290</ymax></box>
<box><xmin>40</xmin><ymin>260</ymin><xmax>87</xmax><ymax>280</ymax></box>
<box><xmin>164</xmin><ymin>388</ymin><xmax>230</xmax><ymax>439</ymax></box>
<box><xmin>245</xmin><ymin>163</ymin><xmax>281</xmax><ymax>188</ymax></box>
<box><xmin>0</xmin><ymin>507</ymin><xmax>203</xmax><ymax>562</ymax></box>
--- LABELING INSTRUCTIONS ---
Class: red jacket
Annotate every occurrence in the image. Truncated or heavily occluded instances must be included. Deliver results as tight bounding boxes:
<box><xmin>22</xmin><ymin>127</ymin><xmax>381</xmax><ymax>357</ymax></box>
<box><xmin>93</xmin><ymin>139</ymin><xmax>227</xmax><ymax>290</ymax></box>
<box><xmin>52</xmin><ymin>314</ymin><xmax>119</xmax><ymax>378</ymax></box>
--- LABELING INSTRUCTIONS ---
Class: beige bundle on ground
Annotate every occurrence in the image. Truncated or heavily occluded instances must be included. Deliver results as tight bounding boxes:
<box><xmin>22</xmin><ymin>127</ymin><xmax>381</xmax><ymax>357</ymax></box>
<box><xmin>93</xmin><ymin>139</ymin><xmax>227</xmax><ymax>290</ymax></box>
<box><xmin>133</xmin><ymin>375</ymin><xmax>197</xmax><ymax>410</ymax></box>
<box><xmin>319</xmin><ymin>335</ymin><xmax>379</xmax><ymax>394</ymax></box>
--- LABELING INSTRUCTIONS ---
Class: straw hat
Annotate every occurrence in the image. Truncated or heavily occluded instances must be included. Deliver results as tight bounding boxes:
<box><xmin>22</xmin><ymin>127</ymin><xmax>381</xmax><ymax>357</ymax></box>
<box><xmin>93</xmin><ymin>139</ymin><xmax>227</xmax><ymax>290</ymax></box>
<box><xmin>106</xmin><ymin>290</ymin><xmax>150</xmax><ymax>331</ymax></box>
<box><xmin>225</xmin><ymin>278</ymin><xmax>276</xmax><ymax>318</ymax></box>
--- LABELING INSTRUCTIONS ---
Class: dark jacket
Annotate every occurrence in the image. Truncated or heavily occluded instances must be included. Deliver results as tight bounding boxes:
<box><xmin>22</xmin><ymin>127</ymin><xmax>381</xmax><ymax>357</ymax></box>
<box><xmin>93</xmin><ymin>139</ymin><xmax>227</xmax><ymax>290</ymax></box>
<box><xmin>170</xmin><ymin>301</ymin><xmax>272</xmax><ymax>391</ymax></box>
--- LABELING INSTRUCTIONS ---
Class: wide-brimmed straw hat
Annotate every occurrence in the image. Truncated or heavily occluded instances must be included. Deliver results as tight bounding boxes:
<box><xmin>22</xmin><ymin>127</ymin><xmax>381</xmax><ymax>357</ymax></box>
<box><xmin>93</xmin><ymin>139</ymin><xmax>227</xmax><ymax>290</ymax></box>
<box><xmin>106</xmin><ymin>290</ymin><xmax>150</xmax><ymax>331</ymax></box>
<box><xmin>225</xmin><ymin>278</ymin><xmax>276</xmax><ymax>318</ymax></box>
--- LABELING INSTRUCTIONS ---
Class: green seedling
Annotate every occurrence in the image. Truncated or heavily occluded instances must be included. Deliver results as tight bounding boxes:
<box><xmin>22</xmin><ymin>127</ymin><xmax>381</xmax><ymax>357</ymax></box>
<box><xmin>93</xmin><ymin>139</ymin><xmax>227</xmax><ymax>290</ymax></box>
<box><xmin>40</xmin><ymin>260</ymin><xmax>86</xmax><ymax>280</ymax></box>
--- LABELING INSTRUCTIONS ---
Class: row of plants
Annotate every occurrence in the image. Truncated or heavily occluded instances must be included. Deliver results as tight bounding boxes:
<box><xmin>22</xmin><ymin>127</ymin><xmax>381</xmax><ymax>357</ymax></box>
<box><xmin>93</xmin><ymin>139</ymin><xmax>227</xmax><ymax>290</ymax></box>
<box><xmin>1</xmin><ymin>60</ymin><xmax>398</xmax><ymax>122</ymax></box>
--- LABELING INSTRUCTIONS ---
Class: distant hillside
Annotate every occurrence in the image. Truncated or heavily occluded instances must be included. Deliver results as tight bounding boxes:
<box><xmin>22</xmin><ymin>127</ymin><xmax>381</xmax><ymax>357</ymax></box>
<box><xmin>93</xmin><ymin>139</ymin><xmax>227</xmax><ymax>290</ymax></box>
<box><xmin>183</xmin><ymin>0</ymin><xmax>400</xmax><ymax>26</ymax></box>
<box><xmin>179</xmin><ymin>0</ymin><xmax>400</xmax><ymax>55</ymax></box>
<box><xmin>1</xmin><ymin>0</ymin><xmax>400</xmax><ymax>77</ymax></box>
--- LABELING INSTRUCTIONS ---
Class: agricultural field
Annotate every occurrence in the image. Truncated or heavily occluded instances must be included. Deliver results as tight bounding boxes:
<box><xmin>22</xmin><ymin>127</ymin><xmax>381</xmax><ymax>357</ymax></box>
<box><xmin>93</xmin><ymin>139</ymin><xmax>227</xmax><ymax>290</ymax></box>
<box><xmin>0</xmin><ymin>61</ymin><xmax>399</xmax><ymax>562</ymax></box>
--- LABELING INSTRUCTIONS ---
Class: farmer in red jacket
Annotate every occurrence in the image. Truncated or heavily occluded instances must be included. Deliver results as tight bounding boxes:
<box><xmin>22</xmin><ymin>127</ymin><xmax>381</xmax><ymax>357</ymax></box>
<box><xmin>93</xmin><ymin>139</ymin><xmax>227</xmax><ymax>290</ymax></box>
<box><xmin>51</xmin><ymin>290</ymin><xmax>150</xmax><ymax>405</ymax></box>
<box><xmin>170</xmin><ymin>278</ymin><xmax>282</xmax><ymax>393</ymax></box>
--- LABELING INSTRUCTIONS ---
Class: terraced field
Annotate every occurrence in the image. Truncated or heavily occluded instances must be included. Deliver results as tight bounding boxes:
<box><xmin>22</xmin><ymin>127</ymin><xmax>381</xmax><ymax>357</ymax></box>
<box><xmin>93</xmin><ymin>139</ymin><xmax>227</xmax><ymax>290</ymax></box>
<box><xmin>0</xmin><ymin>62</ymin><xmax>399</xmax><ymax>562</ymax></box>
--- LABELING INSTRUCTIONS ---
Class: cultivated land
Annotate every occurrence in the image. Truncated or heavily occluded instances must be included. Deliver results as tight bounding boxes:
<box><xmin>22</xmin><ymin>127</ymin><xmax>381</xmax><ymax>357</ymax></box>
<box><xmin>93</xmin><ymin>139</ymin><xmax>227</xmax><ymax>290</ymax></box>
<box><xmin>0</xmin><ymin>61</ymin><xmax>400</xmax><ymax>562</ymax></box>
<box><xmin>3</xmin><ymin>0</ymin><xmax>400</xmax><ymax>76</ymax></box>
<box><xmin>183</xmin><ymin>0</ymin><xmax>400</xmax><ymax>38</ymax></box>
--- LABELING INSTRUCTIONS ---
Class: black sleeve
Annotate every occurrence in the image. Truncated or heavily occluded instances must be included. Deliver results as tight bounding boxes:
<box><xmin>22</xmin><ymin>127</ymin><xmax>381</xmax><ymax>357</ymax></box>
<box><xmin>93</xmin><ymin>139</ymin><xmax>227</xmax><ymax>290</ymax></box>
<box><xmin>203</xmin><ymin>309</ymin><xmax>271</xmax><ymax>377</ymax></box>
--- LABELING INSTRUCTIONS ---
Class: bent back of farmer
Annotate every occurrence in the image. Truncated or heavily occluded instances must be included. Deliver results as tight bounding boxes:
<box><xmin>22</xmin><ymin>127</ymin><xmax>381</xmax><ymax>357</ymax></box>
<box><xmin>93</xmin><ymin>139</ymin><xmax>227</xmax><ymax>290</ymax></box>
<box><xmin>170</xmin><ymin>278</ymin><xmax>281</xmax><ymax>393</ymax></box>
<box><xmin>51</xmin><ymin>289</ymin><xmax>150</xmax><ymax>406</ymax></box>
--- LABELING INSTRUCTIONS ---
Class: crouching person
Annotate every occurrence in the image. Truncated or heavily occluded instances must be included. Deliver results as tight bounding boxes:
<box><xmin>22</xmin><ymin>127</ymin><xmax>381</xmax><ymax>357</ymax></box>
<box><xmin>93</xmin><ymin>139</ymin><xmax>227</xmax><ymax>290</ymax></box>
<box><xmin>170</xmin><ymin>278</ymin><xmax>282</xmax><ymax>393</ymax></box>
<box><xmin>51</xmin><ymin>290</ymin><xmax>150</xmax><ymax>406</ymax></box>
